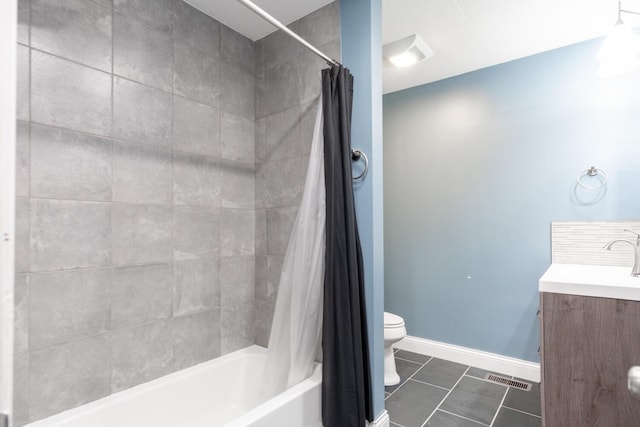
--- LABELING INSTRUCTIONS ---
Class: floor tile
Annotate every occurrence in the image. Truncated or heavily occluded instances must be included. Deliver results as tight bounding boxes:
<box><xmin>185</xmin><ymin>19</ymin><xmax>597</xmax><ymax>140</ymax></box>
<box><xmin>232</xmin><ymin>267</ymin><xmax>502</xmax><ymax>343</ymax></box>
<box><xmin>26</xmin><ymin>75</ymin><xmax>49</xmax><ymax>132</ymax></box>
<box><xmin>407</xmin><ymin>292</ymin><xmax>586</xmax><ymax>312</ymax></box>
<box><xmin>493</xmin><ymin>407</ymin><xmax>541</xmax><ymax>427</ymax></box>
<box><xmin>413</xmin><ymin>358</ymin><xmax>468</xmax><ymax>389</ymax></box>
<box><xmin>425</xmin><ymin>410</ymin><xmax>486</xmax><ymax>426</ymax></box>
<box><xmin>386</xmin><ymin>380</ymin><xmax>448</xmax><ymax>427</ymax></box>
<box><xmin>502</xmin><ymin>379</ymin><xmax>541</xmax><ymax>416</ymax></box>
<box><xmin>395</xmin><ymin>349</ymin><xmax>432</xmax><ymax>364</ymax></box>
<box><xmin>385</xmin><ymin>358</ymin><xmax>423</xmax><ymax>393</ymax></box>
<box><xmin>439</xmin><ymin>376</ymin><xmax>506</xmax><ymax>425</ymax></box>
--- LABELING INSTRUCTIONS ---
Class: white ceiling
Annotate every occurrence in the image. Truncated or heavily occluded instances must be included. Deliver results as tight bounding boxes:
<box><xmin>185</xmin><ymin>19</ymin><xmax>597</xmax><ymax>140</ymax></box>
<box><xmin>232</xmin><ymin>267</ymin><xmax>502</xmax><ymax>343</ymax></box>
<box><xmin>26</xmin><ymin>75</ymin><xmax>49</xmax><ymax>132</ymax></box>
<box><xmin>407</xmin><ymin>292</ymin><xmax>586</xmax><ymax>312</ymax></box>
<box><xmin>382</xmin><ymin>0</ymin><xmax>640</xmax><ymax>94</ymax></box>
<box><xmin>188</xmin><ymin>0</ymin><xmax>640</xmax><ymax>94</ymax></box>
<box><xmin>185</xmin><ymin>0</ymin><xmax>333</xmax><ymax>41</ymax></box>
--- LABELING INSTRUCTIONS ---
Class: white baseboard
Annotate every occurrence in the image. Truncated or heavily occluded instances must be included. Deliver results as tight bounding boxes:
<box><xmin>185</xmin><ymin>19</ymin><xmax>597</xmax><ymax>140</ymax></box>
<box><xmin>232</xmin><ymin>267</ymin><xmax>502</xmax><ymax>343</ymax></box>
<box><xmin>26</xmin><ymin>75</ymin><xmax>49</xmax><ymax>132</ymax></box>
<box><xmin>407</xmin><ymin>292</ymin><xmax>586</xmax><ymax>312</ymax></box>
<box><xmin>395</xmin><ymin>335</ymin><xmax>540</xmax><ymax>382</ymax></box>
<box><xmin>367</xmin><ymin>410</ymin><xmax>389</xmax><ymax>427</ymax></box>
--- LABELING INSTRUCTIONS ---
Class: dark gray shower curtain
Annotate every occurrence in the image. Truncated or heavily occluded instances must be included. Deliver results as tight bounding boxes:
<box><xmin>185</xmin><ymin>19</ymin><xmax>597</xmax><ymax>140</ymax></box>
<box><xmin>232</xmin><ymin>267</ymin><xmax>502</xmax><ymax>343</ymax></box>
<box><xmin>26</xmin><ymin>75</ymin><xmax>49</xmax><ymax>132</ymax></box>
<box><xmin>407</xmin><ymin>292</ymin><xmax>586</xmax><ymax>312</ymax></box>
<box><xmin>321</xmin><ymin>65</ymin><xmax>373</xmax><ymax>427</ymax></box>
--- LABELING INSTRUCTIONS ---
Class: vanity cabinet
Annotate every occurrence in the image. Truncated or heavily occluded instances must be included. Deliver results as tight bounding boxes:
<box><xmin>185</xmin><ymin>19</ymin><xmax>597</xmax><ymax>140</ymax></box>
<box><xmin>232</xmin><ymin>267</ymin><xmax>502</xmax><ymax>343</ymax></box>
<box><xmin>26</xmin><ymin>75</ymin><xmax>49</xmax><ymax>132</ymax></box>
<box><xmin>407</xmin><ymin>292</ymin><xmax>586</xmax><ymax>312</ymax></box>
<box><xmin>540</xmin><ymin>292</ymin><xmax>640</xmax><ymax>426</ymax></box>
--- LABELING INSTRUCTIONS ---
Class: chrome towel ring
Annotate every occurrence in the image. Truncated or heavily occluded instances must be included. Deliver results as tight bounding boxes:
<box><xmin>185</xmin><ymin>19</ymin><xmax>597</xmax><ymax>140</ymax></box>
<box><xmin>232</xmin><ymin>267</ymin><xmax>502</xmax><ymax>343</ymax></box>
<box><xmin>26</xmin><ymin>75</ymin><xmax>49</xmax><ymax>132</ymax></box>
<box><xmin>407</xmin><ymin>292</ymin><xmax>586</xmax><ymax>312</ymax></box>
<box><xmin>351</xmin><ymin>149</ymin><xmax>368</xmax><ymax>180</ymax></box>
<box><xmin>577</xmin><ymin>166</ymin><xmax>608</xmax><ymax>189</ymax></box>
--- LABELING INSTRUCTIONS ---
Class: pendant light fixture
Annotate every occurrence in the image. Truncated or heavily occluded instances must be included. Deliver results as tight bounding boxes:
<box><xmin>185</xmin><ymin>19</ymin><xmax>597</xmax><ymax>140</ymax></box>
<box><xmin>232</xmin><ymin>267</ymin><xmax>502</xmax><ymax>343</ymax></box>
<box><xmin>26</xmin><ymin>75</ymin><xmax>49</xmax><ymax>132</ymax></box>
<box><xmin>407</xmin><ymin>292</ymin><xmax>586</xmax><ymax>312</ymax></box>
<box><xmin>598</xmin><ymin>1</ymin><xmax>640</xmax><ymax>77</ymax></box>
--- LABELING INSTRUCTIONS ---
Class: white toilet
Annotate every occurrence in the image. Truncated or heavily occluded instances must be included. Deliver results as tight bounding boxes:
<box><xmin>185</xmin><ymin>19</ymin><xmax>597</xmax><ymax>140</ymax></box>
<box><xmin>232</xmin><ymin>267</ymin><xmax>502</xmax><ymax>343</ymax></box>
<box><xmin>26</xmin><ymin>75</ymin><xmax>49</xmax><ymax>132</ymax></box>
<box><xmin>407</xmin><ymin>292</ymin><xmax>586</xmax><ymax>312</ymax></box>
<box><xmin>383</xmin><ymin>312</ymin><xmax>407</xmax><ymax>386</ymax></box>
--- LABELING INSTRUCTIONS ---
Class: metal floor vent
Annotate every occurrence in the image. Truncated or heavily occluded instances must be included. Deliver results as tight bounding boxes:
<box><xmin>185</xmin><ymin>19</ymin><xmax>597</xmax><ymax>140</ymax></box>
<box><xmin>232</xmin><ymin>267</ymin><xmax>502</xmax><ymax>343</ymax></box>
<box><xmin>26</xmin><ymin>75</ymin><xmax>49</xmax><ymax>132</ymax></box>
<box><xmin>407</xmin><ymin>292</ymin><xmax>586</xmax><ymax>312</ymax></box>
<box><xmin>484</xmin><ymin>374</ymin><xmax>532</xmax><ymax>391</ymax></box>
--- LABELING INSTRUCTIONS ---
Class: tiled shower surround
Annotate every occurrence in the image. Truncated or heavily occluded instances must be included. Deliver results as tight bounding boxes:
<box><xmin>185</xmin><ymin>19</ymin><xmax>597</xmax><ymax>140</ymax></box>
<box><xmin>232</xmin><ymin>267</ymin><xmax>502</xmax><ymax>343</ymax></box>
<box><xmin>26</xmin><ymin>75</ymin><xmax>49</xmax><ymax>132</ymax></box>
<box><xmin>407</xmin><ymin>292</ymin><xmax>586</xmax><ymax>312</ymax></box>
<box><xmin>14</xmin><ymin>0</ymin><xmax>339</xmax><ymax>424</ymax></box>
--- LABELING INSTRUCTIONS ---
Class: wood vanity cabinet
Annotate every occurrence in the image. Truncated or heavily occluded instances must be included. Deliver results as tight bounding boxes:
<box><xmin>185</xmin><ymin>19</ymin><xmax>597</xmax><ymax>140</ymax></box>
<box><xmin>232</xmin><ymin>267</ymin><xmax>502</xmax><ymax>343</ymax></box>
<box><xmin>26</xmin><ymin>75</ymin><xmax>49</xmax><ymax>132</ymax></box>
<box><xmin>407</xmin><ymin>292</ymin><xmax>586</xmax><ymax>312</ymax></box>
<box><xmin>540</xmin><ymin>292</ymin><xmax>640</xmax><ymax>426</ymax></box>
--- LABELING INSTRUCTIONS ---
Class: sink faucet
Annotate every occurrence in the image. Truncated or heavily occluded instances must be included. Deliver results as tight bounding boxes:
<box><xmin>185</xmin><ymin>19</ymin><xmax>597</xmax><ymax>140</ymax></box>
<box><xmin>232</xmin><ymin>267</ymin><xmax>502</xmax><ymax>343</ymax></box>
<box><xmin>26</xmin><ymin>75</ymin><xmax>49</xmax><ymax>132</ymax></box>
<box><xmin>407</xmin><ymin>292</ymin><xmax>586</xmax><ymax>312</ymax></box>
<box><xmin>603</xmin><ymin>229</ymin><xmax>640</xmax><ymax>277</ymax></box>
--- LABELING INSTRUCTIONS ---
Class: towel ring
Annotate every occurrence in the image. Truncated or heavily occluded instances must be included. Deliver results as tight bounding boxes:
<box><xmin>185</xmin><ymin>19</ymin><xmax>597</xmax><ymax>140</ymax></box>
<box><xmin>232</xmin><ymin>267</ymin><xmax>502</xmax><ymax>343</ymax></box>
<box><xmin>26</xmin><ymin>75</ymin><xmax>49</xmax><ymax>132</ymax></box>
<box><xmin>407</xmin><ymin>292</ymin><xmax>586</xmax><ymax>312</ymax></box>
<box><xmin>351</xmin><ymin>149</ymin><xmax>368</xmax><ymax>180</ymax></box>
<box><xmin>577</xmin><ymin>166</ymin><xmax>608</xmax><ymax>190</ymax></box>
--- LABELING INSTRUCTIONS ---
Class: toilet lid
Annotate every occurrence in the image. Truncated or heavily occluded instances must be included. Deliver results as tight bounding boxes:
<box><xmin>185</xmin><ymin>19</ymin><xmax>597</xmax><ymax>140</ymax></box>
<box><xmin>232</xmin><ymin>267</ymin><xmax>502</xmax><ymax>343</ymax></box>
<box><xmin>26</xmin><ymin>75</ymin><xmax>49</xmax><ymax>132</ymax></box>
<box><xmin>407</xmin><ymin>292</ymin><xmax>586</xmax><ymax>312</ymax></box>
<box><xmin>384</xmin><ymin>312</ymin><xmax>405</xmax><ymax>327</ymax></box>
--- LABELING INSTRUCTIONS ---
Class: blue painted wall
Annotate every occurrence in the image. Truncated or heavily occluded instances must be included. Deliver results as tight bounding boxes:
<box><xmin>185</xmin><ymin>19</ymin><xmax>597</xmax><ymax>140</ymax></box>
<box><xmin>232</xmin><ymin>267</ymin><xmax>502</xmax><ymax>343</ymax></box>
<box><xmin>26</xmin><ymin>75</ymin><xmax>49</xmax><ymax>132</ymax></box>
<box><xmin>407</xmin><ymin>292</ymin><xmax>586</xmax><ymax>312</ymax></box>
<box><xmin>341</xmin><ymin>0</ymin><xmax>385</xmax><ymax>420</ymax></box>
<box><xmin>383</xmin><ymin>37</ymin><xmax>640</xmax><ymax>362</ymax></box>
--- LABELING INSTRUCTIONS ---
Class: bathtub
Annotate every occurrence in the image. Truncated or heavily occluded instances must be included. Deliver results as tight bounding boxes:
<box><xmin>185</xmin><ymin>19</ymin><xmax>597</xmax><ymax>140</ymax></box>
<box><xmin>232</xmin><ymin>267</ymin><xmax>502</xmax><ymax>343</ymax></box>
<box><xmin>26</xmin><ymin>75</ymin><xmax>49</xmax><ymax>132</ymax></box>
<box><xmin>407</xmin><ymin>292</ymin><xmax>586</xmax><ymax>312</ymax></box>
<box><xmin>25</xmin><ymin>345</ymin><xmax>322</xmax><ymax>427</ymax></box>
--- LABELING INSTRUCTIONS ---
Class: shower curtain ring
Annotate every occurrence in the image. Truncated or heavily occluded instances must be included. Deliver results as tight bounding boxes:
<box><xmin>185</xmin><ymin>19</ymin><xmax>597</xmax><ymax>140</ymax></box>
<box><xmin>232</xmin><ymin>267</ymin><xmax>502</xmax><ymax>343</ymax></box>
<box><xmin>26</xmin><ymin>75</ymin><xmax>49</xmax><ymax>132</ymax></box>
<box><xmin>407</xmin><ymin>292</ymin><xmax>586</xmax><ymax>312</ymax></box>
<box><xmin>351</xmin><ymin>149</ymin><xmax>368</xmax><ymax>180</ymax></box>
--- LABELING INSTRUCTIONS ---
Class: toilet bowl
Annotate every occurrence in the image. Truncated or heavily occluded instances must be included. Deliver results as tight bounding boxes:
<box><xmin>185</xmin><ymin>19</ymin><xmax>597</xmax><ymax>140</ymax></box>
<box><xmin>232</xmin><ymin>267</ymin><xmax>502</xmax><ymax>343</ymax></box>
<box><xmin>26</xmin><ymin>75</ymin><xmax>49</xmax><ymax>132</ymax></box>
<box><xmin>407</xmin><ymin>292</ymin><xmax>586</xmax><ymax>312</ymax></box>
<box><xmin>384</xmin><ymin>312</ymin><xmax>407</xmax><ymax>386</ymax></box>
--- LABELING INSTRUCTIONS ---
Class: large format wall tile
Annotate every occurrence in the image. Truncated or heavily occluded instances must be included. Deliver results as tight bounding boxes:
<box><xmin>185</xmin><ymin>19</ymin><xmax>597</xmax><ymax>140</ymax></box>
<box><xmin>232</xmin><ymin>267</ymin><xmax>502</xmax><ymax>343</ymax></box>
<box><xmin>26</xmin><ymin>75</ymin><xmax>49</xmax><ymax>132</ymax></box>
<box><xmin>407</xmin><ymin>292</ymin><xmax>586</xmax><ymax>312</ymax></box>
<box><xmin>173</xmin><ymin>206</ymin><xmax>220</xmax><ymax>260</ymax></box>
<box><xmin>13</xmin><ymin>351</ymin><xmax>29</xmax><ymax>426</ymax></box>
<box><xmin>221</xmin><ymin>62</ymin><xmax>254</xmax><ymax>119</ymax></box>
<box><xmin>221</xmin><ymin>303</ymin><xmax>254</xmax><ymax>354</ymax></box>
<box><xmin>111</xmin><ymin>264</ymin><xmax>173</xmax><ymax>328</ymax></box>
<box><xmin>174</xmin><ymin>152</ymin><xmax>221</xmax><ymax>206</ymax></box>
<box><xmin>16</xmin><ymin>121</ymin><xmax>30</xmax><ymax>198</ymax></box>
<box><xmin>298</xmin><ymin>2</ymin><xmax>340</xmax><ymax>48</ymax></box>
<box><xmin>254</xmin><ymin>298</ymin><xmax>275</xmax><ymax>347</ymax></box>
<box><xmin>113</xmin><ymin>77</ymin><xmax>172</xmax><ymax>147</ymax></box>
<box><xmin>16</xmin><ymin>44</ymin><xmax>29</xmax><ymax>122</ymax></box>
<box><xmin>173</xmin><ymin>96</ymin><xmax>221</xmax><ymax>157</ymax></box>
<box><xmin>18</xmin><ymin>0</ymin><xmax>29</xmax><ymax>45</ymax></box>
<box><xmin>257</xmin><ymin>158</ymin><xmax>301</xmax><ymax>208</ymax></box>
<box><xmin>30</xmin><ymin>124</ymin><xmax>112</xmax><ymax>201</ymax></box>
<box><xmin>264</xmin><ymin>106</ymin><xmax>302</xmax><ymax>162</ymax></box>
<box><xmin>29</xmin><ymin>268</ymin><xmax>110</xmax><ymax>349</ymax></box>
<box><xmin>111</xmin><ymin>320</ymin><xmax>173</xmax><ymax>392</ymax></box>
<box><xmin>31</xmin><ymin>0</ymin><xmax>112</xmax><ymax>71</ymax></box>
<box><xmin>111</xmin><ymin>203</ymin><xmax>173</xmax><ymax>265</ymax></box>
<box><xmin>262</xmin><ymin>21</ymin><xmax>299</xmax><ymax>70</ymax></box>
<box><xmin>174</xmin><ymin>0</ymin><xmax>220</xmax><ymax>59</ymax></box>
<box><xmin>220</xmin><ymin>256</ymin><xmax>255</xmax><ymax>306</ymax></box>
<box><xmin>221</xmin><ymin>25</ymin><xmax>254</xmax><ymax>75</ymax></box>
<box><xmin>172</xmin><ymin>310</ymin><xmax>220</xmax><ymax>370</ymax></box>
<box><xmin>15</xmin><ymin>198</ymin><xmax>30</xmax><ymax>275</ymax></box>
<box><xmin>221</xmin><ymin>161</ymin><xmax>255</xmax><ymax>209</ymax></box>
<box><xmin>113</xmin><ymin>12</ymin><xmax>173</xmax><ymax>91</ymax></box>
<box><xmin>14</xmin><ymin>275</ymin><xmax>29</xmax><ymax>354</ymax></box>
<box><xmin>112</xmin><ymin>142</ymin><xmax>172</xmax><ymax>205</ymax></box>
<box><xmin>113</xmin><ymin>0</ymin><xmax>173</xmax><ymax>31</ymax></box>
<box><xmin>174</xmin><ymin>41</ymin><xmax>221</xmax><ymax>107</ymax></box>
<box><xmin>29</xmin><ymin>335</ymin><xmax>111</xmax><ymax>421</ymax></box>
<box><xmin>31</xmin><ymin>51</ymin><xmax>112</xmax><ymax>136</ymax></box>
<box><xmin>220</xmin><ymin>209</ymin><xmax>255</xmax><ymax>257</ymax></box>
<box><xmin>30</xmin><ymin>199</ymin><xmax>111</xmax><ymax>271</ymax></box>
<box><xmin>174</xmin><ymin>257</ymin><xmax>220</xmax><ymax>316</ymax></box>
<box><xmin>221</xmin><ymin>112</ymin><xmax>255</xmax><ymax>162</ymax></box>
<box><xmin>266</xmin><ymin>207</ymin><xmax>298</xmax><ymax>255</ymax></box>
<box><xmin>264</xmin><ymin>60</ymin><xmax>300</xmax><ymax>117</ymax></box>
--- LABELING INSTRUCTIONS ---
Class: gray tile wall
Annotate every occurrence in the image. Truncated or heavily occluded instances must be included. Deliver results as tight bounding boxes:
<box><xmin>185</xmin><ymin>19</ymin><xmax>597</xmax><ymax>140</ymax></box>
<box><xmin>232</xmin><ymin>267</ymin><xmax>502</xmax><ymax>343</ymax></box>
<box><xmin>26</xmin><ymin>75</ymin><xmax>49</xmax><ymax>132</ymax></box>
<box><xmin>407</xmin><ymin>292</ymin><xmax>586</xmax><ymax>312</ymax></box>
<box><xmin>253</xmin><ymin>2</ymin><xmax>340</xmax><ymax>347</ymax></box>
<box><xmin>14</xmin><ymin>0</ymin><xmax>255</xmax><ymax>424</ymax></box>
<box><xmin>14</xmin><ymin>0</ymin><xmax>339</xmax><ymax>423</ymax></box>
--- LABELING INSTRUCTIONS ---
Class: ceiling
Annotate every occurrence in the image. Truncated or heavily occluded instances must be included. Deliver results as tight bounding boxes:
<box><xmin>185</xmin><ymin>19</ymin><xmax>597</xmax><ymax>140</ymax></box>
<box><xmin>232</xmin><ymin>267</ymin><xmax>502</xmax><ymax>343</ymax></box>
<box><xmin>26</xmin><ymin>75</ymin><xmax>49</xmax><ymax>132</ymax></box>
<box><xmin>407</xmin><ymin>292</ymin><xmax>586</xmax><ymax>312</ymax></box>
<box><xmin>185</xmin><ymin>0</ymin><xmax>333</xmax><ymax>41</ymax></box>
<box><xmin>382</xmin><ymin>0</ymin><xmax>640</xmax><ymax>94</ymax></box>
<box><xmin>189</xmin><ymin>0</ymin><xmax>640</xmax><ymax>94</ymax></box>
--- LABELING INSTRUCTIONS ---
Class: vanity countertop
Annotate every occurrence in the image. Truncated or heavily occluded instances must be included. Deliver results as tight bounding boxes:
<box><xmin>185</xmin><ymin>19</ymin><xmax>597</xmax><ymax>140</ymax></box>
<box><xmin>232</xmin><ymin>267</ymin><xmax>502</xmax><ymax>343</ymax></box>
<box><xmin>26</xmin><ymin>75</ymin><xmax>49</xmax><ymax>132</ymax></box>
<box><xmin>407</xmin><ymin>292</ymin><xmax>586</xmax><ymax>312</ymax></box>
<box><xmin>539</xmin><ymin>263</ymin><xmax>640</xmax><ymax>301</ymax></box>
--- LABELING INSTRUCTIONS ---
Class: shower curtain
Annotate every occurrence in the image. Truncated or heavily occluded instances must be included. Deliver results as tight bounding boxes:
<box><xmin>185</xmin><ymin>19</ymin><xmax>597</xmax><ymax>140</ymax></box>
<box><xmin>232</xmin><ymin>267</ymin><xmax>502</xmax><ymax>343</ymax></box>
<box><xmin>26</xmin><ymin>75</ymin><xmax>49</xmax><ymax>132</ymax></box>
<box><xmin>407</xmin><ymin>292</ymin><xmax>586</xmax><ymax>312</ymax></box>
<box><xmin>261</xmin><ymin>96</ymin><xmax>326</xmax><ymax>400</ymax></box>
<box><xmin>261</xmin><ymin>65</ymin><xmax>372</xmax><ymax>427</ymax></box>
<box><xmin>321</xmin><ymin>66</ymin><xmax>373</xmax><ymax>426</ymax></box>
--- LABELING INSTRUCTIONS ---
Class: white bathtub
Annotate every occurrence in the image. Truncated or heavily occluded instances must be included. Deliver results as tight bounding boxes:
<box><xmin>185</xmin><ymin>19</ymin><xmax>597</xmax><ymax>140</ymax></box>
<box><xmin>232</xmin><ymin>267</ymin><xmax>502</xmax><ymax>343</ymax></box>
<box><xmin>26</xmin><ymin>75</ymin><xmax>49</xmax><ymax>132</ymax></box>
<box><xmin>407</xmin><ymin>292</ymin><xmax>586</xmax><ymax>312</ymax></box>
<box><xmin>25</xmin><ymin>345</ymin><xmax>322</xmax><ymax>427</ymax></box>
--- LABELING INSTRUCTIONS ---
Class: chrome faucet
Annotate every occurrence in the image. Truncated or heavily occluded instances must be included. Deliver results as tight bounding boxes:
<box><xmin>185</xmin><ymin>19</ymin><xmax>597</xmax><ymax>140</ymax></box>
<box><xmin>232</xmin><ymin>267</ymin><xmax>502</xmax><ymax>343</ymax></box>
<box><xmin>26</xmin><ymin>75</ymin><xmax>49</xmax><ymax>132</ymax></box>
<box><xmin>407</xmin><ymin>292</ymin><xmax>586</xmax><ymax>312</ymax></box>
<box><xmin>604</xmin><ymin>229</ymin><xmax>640</xmax><ymax>277</ymax></box>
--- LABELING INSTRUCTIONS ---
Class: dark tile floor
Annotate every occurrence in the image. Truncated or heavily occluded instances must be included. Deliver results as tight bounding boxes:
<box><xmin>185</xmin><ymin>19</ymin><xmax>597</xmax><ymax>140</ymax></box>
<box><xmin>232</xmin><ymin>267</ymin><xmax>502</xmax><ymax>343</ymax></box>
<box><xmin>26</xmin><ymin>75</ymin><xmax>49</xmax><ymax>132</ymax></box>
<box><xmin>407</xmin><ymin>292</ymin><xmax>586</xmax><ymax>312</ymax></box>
<box><xmin>385</xmin><ymin>350</ymin><xmax>541</xmax><ymax>427</ymax></box>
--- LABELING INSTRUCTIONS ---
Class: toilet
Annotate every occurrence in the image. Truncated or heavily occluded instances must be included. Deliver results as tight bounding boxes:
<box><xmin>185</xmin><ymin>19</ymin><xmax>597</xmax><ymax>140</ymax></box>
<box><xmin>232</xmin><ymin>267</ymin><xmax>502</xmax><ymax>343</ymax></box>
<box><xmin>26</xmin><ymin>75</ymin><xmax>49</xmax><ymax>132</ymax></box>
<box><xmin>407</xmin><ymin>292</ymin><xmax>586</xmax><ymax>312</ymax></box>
<box><xmin>383</xmin><ymin>312</ymin><xmax>407</xmax><ymax>386</ymax></box>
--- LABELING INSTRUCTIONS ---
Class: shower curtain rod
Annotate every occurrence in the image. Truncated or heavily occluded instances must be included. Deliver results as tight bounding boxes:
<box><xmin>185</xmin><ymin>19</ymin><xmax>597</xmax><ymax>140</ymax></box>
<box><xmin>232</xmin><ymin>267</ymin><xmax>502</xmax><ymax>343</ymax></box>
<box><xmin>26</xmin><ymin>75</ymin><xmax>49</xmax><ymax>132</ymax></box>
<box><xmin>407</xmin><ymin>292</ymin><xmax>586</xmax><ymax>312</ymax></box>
<box><xmin>235</xmin><ymin>0</ymin><xmax>341</xmax><ymax>67</ymax></box>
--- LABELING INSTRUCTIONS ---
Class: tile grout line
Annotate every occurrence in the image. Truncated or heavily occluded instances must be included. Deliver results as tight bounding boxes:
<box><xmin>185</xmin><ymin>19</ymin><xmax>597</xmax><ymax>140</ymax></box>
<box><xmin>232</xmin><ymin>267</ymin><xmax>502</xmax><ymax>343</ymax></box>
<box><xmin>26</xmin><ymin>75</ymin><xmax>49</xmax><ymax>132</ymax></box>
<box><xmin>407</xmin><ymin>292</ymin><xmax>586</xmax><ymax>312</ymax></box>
<box><xmin>420</xmin><ymin>365</ymin><xmax>471</xmax><ymax>427</ymax></box>
<box><xmin>488</xmin><ymin>382</ymin><xmax>510</xmax><ymax>427</ymax></box>
<box><xmin>408</xmin><ymin>378</ymin><xmax>450</xmax><ymax>391</ymax></box>
<box><xmin>394</xmin><ymin>356</ymin><xmax>427</xmax><ymax>366</ymax></box>
<box><xmin>384</xmin><ymin>356</ymin><xmax>433</xmax><ymax>400</ymax></box>
<box><xmin>501</xmin><ymin>405</ymin><xmax>542</xmax><ymax>419</ymax></box>
<box><xmin>438</xmin><ymin>409</ymin><xmax>489</xmax><ymax>426</ymax></box>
